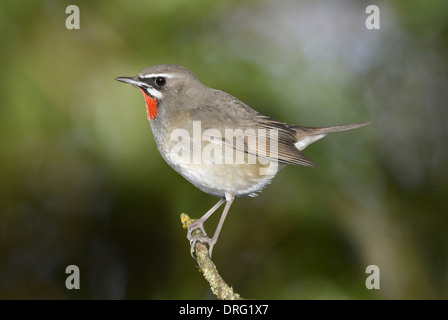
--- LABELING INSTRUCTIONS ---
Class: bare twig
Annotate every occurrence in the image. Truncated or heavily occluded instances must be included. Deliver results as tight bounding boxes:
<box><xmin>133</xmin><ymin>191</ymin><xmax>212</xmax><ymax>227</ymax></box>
<box><xmin>180</xmin><ymin>213</ymin><xmax>243</xmax><ymax>300</ymax></box>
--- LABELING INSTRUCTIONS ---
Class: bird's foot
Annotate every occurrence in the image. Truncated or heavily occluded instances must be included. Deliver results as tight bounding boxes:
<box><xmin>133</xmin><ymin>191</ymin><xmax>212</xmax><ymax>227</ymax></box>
<box><xmin>187</xmin><ymin>220</ymin><xmax>215</xmax><ymax>258</ymax></box>
<box><xmin>186</xmin><ymin>219</ymin><xmax>208</xmax><ymax>240</ymax></box>
<box><xmin>189</xmin><ymin>235</ymin><xmax>216</xmax><ymax>258</ymax></box>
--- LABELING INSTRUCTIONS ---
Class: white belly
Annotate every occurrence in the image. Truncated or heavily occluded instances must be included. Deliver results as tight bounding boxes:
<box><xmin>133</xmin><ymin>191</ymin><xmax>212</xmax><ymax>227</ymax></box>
<box><xmin>161</xmin><ymin>138</ymin><xmax>280</xmax><ymax>197</ymax></box>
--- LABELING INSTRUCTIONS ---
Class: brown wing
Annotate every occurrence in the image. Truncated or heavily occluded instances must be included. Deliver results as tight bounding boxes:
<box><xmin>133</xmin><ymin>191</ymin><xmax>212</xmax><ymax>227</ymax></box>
<box><xmin>254</xmin><ymin>114</ymin><xmax>317</xmax><ymax>167</ymax></box>
<box><xmin>186</xmin><ymin>104</ymin><xmax>317</xmax><ymax>168</ymax></box>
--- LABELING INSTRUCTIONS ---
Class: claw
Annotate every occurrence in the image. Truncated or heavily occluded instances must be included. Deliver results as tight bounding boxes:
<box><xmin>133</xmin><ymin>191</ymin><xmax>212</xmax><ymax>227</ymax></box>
<box><xmin>189</xmin><ymin>235</ymin><xmax>216</xmax><ymax>258</ymax></box>
<box><xmin>184</xmin><ymin>197</ymin><xmax>230</xmax><ymax>259</ymax></box>
<box><xmin>187</xmin><ymin>220</ymin><xmax>207</xmax><ymax>240</ymax></box>
<box><xmin>187</xmin><ymin>220</ymin><xmax>209</xmax><ymax>258</ymax></box>
<box><xmin>189</xmin><ymin>238</ymin><xmax>196</xmax><ymax>258</ymax></box>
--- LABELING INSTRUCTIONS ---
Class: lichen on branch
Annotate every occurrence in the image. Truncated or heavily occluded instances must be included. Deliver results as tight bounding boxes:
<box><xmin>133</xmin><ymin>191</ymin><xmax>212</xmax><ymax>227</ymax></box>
<box><xmin>181</xmin><ymin>213</ymin><xmax>243</xmax><ymax>300</ymax></box>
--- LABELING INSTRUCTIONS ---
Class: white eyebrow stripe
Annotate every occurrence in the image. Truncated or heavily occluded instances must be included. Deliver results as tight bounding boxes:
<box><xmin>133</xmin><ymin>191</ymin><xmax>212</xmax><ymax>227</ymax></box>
<box><xmin>139</xmin><ymin>73</ymin><xmax>174</xmax><ymax>79</ymax></box>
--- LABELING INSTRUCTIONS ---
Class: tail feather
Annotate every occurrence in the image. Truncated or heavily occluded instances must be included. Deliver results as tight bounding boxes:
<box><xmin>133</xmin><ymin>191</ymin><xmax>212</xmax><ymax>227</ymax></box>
<box><xmin>293</xmin><ymin>122</ymin><xmax>369</xmax><ymax>151</ymax></box>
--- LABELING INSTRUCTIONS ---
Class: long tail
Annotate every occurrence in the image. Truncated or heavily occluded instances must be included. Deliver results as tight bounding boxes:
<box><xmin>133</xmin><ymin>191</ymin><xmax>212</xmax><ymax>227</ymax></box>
<box><xmin>293</xmin><ymin>122</ymin><xmax>370</xmax><ymax>151</ymax></box>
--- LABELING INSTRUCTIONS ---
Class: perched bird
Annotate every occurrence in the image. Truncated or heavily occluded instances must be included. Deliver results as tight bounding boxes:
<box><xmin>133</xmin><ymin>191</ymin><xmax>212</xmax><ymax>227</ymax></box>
<box><xmin>116</xmin><ymin>64</ymin><xmax>368</xmax><ymax>257</ymax></box>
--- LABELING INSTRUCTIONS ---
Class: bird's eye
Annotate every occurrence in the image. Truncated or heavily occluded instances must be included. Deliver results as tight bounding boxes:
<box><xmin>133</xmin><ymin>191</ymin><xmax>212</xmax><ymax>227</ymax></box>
<box><xmin>155</xmin><ymin>77</ymin><xmax>166</xmax><ymax>87</ymax></box>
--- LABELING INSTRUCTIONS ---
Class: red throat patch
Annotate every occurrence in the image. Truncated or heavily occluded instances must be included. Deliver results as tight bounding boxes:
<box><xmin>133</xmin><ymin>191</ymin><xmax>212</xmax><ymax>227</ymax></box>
<box><xmin>138</xmin><ymin>88</ymin><xmax>158</xmax><ymax>120</ymax></box>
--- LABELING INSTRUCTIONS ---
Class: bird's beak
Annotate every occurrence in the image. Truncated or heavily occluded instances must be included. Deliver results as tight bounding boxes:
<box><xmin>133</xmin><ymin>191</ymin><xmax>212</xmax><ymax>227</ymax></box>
<box><xmin>115</xmin><ymin>76</ymin><xmax>147</xmax><ymax>88</ymax></box>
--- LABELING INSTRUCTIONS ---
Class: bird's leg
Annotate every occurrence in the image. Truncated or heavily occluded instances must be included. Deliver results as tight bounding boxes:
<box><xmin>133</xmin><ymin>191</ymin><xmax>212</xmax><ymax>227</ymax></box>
<box><xmin>187</xmin><ymin>198</ymin><xmax>225</xmax><ymax>254</ymax></box>
<box><xmin>206</xmin><ymin>194</ymin><xmax>235</xmax><ymax>257</ymax></box>
<box><xmin>189</xmin><ymin>194</ymin><xmax>235</xmax><ymax>258</ymax></box>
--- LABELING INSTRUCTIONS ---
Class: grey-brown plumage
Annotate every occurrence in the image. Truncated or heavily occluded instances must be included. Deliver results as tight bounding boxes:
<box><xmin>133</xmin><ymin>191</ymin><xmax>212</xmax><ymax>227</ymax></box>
<box><xmin>116</xmin><ymin>64</ymin><xmax>369</xmax><ymax>257</ymax></box>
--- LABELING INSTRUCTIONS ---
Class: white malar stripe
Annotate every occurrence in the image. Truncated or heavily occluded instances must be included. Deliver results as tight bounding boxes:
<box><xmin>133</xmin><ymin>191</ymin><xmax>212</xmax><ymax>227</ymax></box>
<box><xmin>139</xmin><ymin>73</ymin><xmax>174</xmax><ymax>79</ymax></box>
<box><xmin>146</xmin><ymin>87</ymin><xmax>163</xmax><ymax>99</ymax></box>
<box><xmin>294</xmin><ymin>134</ymin><xmax>326</xmax><ymax>151</ymax></box>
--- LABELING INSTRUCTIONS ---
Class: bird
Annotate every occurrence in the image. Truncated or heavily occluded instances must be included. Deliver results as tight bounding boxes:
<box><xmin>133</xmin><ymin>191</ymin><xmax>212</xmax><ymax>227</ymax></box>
<box><xmin>116</xmin><ymin>64</ymin><xmax>369</xmax><ymax>257</ymax></box>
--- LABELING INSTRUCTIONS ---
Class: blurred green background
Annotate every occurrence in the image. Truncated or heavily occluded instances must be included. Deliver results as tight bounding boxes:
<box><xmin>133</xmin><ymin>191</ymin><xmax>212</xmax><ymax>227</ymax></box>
<box><xmin>1</xmin><ymin>0</ymin><xmax>447</xmax><ymax>299</ymax></box>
